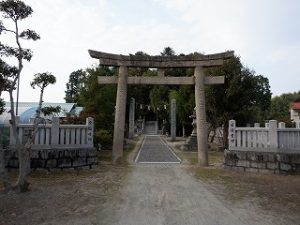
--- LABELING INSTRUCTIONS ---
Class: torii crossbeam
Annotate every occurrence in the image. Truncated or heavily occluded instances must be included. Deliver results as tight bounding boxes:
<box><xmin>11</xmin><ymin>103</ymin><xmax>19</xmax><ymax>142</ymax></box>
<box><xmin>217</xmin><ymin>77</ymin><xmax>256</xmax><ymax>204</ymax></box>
<box><xmin>89</xmin><ymin>49</ymin><xmax>234</xmax><ymax>166</ymax></box>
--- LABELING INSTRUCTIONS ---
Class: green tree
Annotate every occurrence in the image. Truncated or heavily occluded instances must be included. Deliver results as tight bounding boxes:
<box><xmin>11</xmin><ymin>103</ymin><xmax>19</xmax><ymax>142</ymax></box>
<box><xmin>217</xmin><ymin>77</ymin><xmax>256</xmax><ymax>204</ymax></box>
<box><xmin>268</xmin><ymin>91</ymin><xmax>300</xmax><ymax>123</ymax></box>
<box><xmin>172</xmin><ymin>86</ymin><xmax>195</xmax><ymax>135</ymax></box>
<box><xmin>206</xmin><ymin>56</ymin><xmax>271</xmax><ymax>147</ymax></box>
<box><xmin>41</xmin><ymin>106</ymin><xmax>61</xmax><ymax>116</ymax></box>
<box><xmin>65</xmin><ymin>69</ymin><xmax>86</xmax><ymax>103</ymax></box>
<box><xmin>161</xmin><ymin>46</ymin><xmax>175</xmax><ymax>56</ymax></box>
<box><xmin>78</xmin><ymin>66</ymin><xmax>117</xmax><ymax>148</ymax></box>
<box><xmin>30</xmin><ymin>72</ymin><xmax>56</xmax><ymax>117</ymax></box>
<box><xmin>0</xmin><ymin>58</ymin><xmax>17</xmax><ymax>115</ymax></box>
<box><xmin>0</xmin><ymin>0</ymin><xmax>40</xmax><ymax>192</ymax></box>
<box><xmin>20</xmin><ymin>73</ymin><xmax>56</xmax><ymax>192</ymax></box>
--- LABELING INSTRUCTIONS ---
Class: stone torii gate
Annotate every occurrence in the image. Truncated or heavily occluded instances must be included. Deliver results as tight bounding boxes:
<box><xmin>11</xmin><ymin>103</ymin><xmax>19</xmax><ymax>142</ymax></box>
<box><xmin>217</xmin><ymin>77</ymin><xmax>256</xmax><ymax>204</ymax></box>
<box><xmin>89</xmin><ymin>50</ymin><xmax>234</xmax><ymax>166</ymax></box>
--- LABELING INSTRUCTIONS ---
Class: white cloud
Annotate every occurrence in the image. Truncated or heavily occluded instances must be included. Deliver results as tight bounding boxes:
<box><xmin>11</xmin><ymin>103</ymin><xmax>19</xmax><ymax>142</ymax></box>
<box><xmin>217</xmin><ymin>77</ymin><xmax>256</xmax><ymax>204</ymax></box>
<box><xmin>1</xmin><ymin>0</ymin><xmax>300</xmax><ymax>103</ymax></box>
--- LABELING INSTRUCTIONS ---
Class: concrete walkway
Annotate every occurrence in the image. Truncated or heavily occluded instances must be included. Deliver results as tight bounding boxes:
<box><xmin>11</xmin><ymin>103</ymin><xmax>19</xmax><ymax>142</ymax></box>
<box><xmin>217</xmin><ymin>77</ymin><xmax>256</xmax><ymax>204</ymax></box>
<box><xmin>135</xmin><ymin>136</ymin><xmax>181</xmax><ymax>163</ymax></box>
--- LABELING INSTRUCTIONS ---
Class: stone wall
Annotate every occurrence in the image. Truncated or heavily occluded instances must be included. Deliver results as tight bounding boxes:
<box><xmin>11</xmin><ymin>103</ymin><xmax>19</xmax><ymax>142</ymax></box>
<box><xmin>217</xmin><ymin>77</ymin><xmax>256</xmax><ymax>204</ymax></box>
<box><xmin>3</xmin><ymin>147</ymin><xmax>97</xmax><ymax>170</ymax></box>
<box><xmin>224</xmin><ymin>150</ymin><xmax>300</xmax><ymax>174</ymax></box>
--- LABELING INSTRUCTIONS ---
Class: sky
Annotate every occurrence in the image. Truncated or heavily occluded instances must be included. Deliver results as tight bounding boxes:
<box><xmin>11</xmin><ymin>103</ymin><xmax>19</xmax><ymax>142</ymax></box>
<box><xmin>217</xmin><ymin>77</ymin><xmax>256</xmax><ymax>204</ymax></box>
<box><xmin>1</xmin><ymin>0</ymin><xmax>300</xmax><ymax>103</ymax></box>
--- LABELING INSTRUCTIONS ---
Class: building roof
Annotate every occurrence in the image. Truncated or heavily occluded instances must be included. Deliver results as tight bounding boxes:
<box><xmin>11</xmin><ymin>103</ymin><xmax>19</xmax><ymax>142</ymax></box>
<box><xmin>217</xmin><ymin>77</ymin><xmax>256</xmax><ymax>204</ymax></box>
<box><xmin>292</xmin><ymin>102</ymin><xmax>300</xmax><ymax>110</ymax></box>
<box><xmin>0</xmin><ymin>102</ymin><xmax>83</xmax><ymax>125</ymax></box>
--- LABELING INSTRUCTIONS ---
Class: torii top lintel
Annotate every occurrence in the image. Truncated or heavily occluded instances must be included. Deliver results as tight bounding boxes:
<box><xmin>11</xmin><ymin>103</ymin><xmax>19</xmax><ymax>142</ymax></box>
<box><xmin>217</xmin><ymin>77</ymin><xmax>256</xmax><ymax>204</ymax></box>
<box><xmin>88</xmin><ymin>50</ymin><xmax>234</xmax><ymax>68</ymax></box>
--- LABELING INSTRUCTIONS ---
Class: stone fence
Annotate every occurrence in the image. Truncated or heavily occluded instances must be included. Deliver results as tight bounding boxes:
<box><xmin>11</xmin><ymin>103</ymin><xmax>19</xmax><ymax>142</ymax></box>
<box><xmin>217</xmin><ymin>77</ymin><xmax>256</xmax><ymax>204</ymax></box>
<box><xmin>228</xmin><ymin>120</ymin><xmax>300</xmax><ymax>153</ymax></box>
<box><xmin>2</xmin><ymin>117</ymin><xmax>97</xmax><ymax>170</ymax></box>
<box><xmin>225</xmin><ymin>120</ymin><xmax>300</xmax><ymax>173</ymax></box>
<box><xmin>9</xmin><ymin>117</ymin><xmax>94</xmax><ymax>149</ymax></box>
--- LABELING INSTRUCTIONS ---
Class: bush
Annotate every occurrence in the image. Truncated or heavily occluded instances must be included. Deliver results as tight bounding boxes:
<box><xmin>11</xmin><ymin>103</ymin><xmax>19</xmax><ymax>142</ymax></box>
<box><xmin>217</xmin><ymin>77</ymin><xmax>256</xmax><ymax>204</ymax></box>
<box><xmin>94</xmin><ymin>129</ymin><xmax>113</xmax><ymax>150</ymax></box>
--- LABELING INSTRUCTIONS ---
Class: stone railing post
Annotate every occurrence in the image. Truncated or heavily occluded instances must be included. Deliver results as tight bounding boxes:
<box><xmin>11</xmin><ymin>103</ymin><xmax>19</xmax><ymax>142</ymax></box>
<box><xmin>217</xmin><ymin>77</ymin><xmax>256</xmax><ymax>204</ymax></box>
<box><xmin>51</xmin><ymin>117</ymin><xmax>60</xmax><ymax>146</ymax></box>
<box><xmin>269</xmin><ymin>120</ymin><xmax>278</xmax><ymax>150</ymax></box>
<box><xmin>296</xmin><ymin>121</ymin><xmax>300</xmax><ymax>129</ymax></box>
<box><xmin>87</xmin><ymin>117</ymin><xmax>94</xmax><ymax>147</ymax></box>
<box><xmin>142</xmin><ymin>118</ymin><xmax>145</xmax><ymax>133</ymax></box>
<box><xmin>228</xmin><ymin>120</ymin><xmax>236</xmax><ymax>149</ymax></box>
<box><xmin>278</xmin><ymin>122</ymin><xmax>285</xmax><ymax>128</ymax></box>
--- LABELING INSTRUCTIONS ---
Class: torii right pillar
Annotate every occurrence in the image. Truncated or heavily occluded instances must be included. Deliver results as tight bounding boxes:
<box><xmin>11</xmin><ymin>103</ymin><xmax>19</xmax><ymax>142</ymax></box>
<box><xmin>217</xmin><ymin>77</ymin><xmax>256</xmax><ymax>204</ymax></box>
<box><xmin>194</xmin><ymin>66</ymin><xmax>208</xmax><ymax>166</ymax></box>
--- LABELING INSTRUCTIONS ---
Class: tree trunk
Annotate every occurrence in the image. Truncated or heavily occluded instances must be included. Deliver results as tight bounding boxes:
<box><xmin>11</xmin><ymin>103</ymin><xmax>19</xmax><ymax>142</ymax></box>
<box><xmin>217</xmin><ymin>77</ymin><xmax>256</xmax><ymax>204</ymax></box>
<box><xmin>9</xmin><ymin>89</ymin><xmax>31</xmax><ymax>192</ymax></box>
<box><xmin>14</xmin><ymin>86</ymin><xmax>45</xmax><ymax>192</ymax></box>
<box><xmin>15</xmin><ymin>144</ymin><xmax>30</xmax><ymax>192</ymax></box>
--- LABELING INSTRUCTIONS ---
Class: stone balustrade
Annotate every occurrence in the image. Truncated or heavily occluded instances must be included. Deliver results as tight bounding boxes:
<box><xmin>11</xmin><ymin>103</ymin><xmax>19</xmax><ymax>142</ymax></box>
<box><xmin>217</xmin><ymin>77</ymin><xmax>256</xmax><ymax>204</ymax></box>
<box><xmin>228</xmin><ymin>120</ymin><xmax>300</xmax><ymax>153</ymax></box>
<box><xmin>226</xmin><ymin>120</ymin><xmax>300</xmax><ymax>173</ymax></box>
<box><xmin>3</xmin><ymin>117</ymin><xmax>97</xmax><ymax>170</ymax></box>
<box><xmin>9</xmin><ymin>117</ymin><xmax>94</xmax><ymax>149</ymax></box>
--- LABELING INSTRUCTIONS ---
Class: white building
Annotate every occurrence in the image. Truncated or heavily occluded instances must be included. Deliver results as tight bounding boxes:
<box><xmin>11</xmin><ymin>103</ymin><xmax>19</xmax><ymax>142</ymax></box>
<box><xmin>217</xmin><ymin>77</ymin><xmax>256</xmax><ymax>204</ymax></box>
<box><xmin>290</xmin><ymin>102</ymin><xmax>300</xmax><ymax>122</ymax></box>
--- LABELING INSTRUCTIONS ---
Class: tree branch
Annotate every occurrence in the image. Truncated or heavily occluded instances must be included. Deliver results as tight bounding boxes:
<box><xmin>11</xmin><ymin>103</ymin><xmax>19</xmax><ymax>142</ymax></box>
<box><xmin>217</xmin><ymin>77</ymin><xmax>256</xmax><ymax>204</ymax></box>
<box><xmin>1</xmin><ymin>27</ymin><xmax>16</xmax><ymax>34</ymax></box>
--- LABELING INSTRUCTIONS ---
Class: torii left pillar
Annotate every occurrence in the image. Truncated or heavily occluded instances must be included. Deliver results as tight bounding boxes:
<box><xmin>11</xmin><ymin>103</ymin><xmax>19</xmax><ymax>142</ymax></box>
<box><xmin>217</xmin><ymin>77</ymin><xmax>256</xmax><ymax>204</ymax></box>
<box><xmin>112</xmin><ymin>66</ymin><xmax>128</xmax><ymax>164</ymax></box>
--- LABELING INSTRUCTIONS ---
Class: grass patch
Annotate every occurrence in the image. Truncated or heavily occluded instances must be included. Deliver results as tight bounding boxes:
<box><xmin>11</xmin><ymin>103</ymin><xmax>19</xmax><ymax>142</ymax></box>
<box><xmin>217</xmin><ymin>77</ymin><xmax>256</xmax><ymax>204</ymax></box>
<box><xmin>189</xmin><ymin>162</ymin><xmax>300</xmax><ymax>216</ymax></box>
<box><xmin>98</xmin><ymin>150</ymin><xmax>112</xmax><ymax>163</ymax></box>
<box><xmin>173</xmin><ymin>143</ymin><xmax>224</xmax><ymax>166</ymax></box>
<box><xmin>188</xmin><ymin>159</ymin><xmax>300</xmax><ymax>214</ymax></box>
<box><xmin>173</xmin><ymin>141</ymin><xmax>300</xmax><ymax>215</ymax></box>
<box><xmin>1</xmin><ymin>139</ymin><xmax>139</xmax><ymax>191</ymax></box>
<box><xmin>97</xmin><ymin>137</ymin><xmax>139</xmax><ymax>165</ymax></box>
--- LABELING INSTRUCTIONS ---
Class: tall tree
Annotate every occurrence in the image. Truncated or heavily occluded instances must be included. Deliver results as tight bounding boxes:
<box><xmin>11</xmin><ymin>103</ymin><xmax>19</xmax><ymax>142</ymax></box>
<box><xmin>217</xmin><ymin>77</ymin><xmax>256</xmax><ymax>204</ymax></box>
<box><xmin>206</xmin><ymin>56</ymin><xmax>271</xmax><ymax>147</ymax></box>
<box><xmin>0</xmin><ymin>58</ymin><xmax>17</xmax><ymax>114</ymax></box>
<box><xmin>0</xmin><ymin>0</ymin><xmax>40</xmax><ymax>192</ymax></box>
<box><xmin>78</xmin><ymin>66</ymin><xmax>117</xmax><ymax>147</ymax></box>
<box><xmin>149</xmin><ymin>85</ymin><xmax>170</xmax><ymax>121</ymax></box>
<box><xmin>161</xmin><ymin>46</ymin><xmax>175</xmax><ymax>56</ymax></box>
<box><xmin>18</xmin><ymin>73</ymin><xmax>56</xmax><ymax>188</ymax></box>
<box><xmin>65</xmin><ymin>69</ymin><xmax>86</xmax><ymax>103</ymax></box>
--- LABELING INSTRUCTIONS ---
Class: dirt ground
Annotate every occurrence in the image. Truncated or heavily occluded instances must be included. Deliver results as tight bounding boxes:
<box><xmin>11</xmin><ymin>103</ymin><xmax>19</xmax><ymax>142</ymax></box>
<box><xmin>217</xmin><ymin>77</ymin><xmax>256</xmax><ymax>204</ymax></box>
<box><xmin>172</xmin><ymin>139</ymin><xmax>300</xmax><ymax>221</ymax></box>
<box><xmin>0</xmin><ymin>137</ymin><xmax>299</xmax><ymax>225</ymax></box>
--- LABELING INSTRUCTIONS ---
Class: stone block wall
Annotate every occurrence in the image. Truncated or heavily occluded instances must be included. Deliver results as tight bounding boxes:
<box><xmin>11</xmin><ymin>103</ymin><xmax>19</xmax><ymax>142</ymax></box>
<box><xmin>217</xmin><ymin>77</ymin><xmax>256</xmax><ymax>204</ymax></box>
<box><xmin>3</xmin><ymin>148</ymin><xmax>98</xmax><ymax>170</ymax></box>
<box><xmin>224</xmin><ymin>150</ymin><xmax>300</xmax><ymax>174</ymax></box>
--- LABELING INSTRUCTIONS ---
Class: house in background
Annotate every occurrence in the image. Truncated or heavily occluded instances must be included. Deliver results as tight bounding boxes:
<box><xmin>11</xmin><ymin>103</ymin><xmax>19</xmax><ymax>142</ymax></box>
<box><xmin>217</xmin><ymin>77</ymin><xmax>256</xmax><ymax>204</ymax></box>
<box><xmin>0</xmin><ymin>102</ymin><xmax>83</xmax><ymax>125</ymax></box>
<box><xmin>290</xmin><ymin>102</ymin><xmax>300</xmax><ymax>122</ymax></box>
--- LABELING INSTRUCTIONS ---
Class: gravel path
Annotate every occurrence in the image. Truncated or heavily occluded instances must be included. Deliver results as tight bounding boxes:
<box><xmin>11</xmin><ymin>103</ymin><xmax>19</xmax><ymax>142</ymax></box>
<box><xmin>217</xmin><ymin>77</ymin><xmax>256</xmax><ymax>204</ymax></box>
<box><xmin>97</xmin><ymin>164</ymin><xmax>277</xmax><ymax>225</ymax></box>
<box><xmin>96</xmin><ymin>137</ymin><xmax>279</xmax><ymax>225</ymax></box>
<box><xmin>136</xmin><ymin>136</ymin><xmax>181</xmax><ymax>163</ymax></box>
<box><xmin>1</xmin><ymin>136</ymin><xmax>295</xmax><ymax>225</ymax></box>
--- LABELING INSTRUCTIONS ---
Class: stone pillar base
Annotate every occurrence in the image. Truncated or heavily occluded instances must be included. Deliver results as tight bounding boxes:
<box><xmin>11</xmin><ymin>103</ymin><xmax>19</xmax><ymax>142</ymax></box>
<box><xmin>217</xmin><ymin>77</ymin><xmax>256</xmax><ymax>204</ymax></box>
<box><xmin>181</xmin><ymin>135</ymin><xmax>198</xmax><ymax>151</ymax></box>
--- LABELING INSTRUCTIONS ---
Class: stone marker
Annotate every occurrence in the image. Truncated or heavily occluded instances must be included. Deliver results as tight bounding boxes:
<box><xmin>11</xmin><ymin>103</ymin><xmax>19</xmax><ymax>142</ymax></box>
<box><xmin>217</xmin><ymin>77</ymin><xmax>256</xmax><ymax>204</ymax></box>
<box><xmin>170</xmin><ymin>99</ymin><xmax>176</xmax><ymax>141</ymax></box>
<box><xmin>128</xmin><ymin>97</ymin><xmax>135</xmax><ymax>139</ymax></box>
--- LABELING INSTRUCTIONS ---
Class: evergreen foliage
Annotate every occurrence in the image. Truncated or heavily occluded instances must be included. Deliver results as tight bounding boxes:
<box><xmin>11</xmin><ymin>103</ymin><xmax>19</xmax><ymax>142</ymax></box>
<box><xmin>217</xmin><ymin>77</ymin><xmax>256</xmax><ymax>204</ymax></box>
<box><xmin>65</xmin><ymin>47</ymin><xmax>272</xmax><ymax>148</ymax></box>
